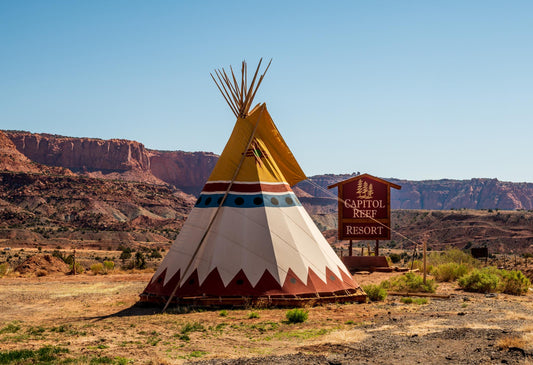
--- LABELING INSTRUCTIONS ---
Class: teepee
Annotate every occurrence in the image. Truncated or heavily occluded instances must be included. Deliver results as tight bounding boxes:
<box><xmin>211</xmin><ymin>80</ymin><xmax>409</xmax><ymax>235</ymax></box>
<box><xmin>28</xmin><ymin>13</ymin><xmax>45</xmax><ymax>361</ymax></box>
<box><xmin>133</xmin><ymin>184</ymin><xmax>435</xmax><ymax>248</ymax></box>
<box><xmin>140</xmin><ymin>60</ymin><xmax>365</xmax><ymax>307</ymax></box>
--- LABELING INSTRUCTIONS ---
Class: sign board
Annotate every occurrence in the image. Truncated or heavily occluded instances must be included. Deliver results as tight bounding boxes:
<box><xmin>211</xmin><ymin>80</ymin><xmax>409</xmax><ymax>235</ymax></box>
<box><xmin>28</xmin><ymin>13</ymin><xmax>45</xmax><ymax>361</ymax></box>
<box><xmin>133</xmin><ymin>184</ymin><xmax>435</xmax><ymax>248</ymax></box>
<box><xmin>328</xmin><ymin>174</ymin><xmax>401</xmax><ymax>241</ymax></box>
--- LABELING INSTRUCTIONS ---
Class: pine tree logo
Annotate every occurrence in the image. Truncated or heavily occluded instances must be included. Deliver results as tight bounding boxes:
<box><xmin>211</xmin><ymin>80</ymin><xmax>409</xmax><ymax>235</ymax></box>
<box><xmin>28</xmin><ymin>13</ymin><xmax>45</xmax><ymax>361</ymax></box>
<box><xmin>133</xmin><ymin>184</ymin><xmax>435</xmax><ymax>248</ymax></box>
<box><xmin>356</xmin><ymin>180</ymin><xmax>374</xmax><ymax>199</ymax></box>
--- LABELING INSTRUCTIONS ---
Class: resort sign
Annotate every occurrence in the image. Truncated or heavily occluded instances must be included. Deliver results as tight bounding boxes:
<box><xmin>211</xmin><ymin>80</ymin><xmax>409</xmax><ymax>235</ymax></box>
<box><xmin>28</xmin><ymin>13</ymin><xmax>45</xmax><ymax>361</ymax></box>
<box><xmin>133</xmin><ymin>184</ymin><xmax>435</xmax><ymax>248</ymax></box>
<box><xmin>328</xmin><ymin>174</ymin><xmax>401</xmax><ymax>241</ymax></box>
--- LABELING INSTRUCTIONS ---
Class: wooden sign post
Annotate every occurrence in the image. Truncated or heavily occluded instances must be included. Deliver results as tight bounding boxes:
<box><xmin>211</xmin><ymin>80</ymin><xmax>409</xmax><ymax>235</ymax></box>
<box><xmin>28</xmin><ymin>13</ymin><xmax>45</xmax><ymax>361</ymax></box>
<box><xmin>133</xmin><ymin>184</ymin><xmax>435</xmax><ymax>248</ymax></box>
<box><xmin>328</xmin><ymin>174</ymin><xmax>401</xmax><ymax>271</ymax></box>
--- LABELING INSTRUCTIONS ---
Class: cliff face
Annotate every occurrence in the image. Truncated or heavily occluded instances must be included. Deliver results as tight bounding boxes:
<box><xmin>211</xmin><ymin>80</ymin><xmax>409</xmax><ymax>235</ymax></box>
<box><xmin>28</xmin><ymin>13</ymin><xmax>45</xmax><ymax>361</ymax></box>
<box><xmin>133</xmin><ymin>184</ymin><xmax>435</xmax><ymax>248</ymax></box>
<box><xmin>387</xmin><ymin>178</ymin><xmax>533</xmax><ymax>210</ymax></box>
<box><xmin>4</xmin><ymin>131</ymin><xmax>533</xmax><ymax>210</ymax></box>
<box><xmin>150</xmin><ymin>150</ymin><xmax>218</xmax><ymax>195</ymax></box>
<box><xmin>7</xmin><ymin>131</ymin><xmax>151</xmax><ymax>172</ymax></box>
<box><xmin>4</xmin><ymin>131</ymin><xmax>218</xmax><ymax>195</ymax></box>
<box><xmin>0</xmin><ymin>131</ymin><xmax>38</xmax><ymax>173</ymax></box>
<box><xmin>297</xmin><ymin>174</ymin><xmax>533</xmax><ymax>211</ymax></box>
<box><xmin>0</xmin><ymin>131</ymin><xmax>72</xmax><ymax>175</ymax></box>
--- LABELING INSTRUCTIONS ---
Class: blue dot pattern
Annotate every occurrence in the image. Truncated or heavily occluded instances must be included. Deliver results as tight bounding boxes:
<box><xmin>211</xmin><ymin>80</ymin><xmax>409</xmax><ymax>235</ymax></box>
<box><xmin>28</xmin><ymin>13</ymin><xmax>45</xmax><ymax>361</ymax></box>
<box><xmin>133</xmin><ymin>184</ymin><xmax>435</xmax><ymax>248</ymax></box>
<box><xmin>195</xmin><ymin>193</ymin><xmax>302</xmax><ymax>208</ymax></box>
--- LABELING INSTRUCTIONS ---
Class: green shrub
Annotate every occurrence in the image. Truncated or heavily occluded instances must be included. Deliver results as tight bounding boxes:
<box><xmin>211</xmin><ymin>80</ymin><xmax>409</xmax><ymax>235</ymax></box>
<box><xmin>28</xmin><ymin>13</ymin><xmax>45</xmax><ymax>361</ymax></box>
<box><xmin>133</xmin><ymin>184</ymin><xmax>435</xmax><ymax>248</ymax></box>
<box><xmin>362</xmin><ymin>284</ymin><xmax>387</xmax><ymax>301</ymax></box>
<box><xmin>389</xmin><ymin>253</ymin><xmax>402</xmax><ymax>263</ymax></box>
<box><xmin>0</xmin><ymin>322</ymin><xmax>20</xmax><ymax>334</ymax></box>
<box><xmin>248</xmin><ymin>311</ymin><xmax>259</xmax><ymax>319</ymax></box>
<box><xmin>285</xmin><ymin>308</ymin><xmax>308</xmax><ymax>324</ymax></box>
<box><xmin>103</xmin><ymin>261</ymin><xmax>115</xmax><ymax>273</ymax></box>
<box><xmin>0</xmin><ymin>263</ymin><xmax>11</xmax><ymax>277</ymax></box>
<box><xmin>428</xmin><ymin>248</ymin><xmax>480</xmax><ymax>267</ymax></box>
<box><xmin>134</xmin><ymin>252</ymin><xmax>146</xmax><ymax>269</ymax></box>
<box><xmin>458</xmin><ymin>268</ymin><xmax>500</xmax><ymax>293</ymax></box>
<box><xmin>499</xmin><ymin>270</ymin><xmax>531</xmax><ymax>295</ymax></box>
<box><xmin>431</xmin><ymin>262</ymin><xmax>471</xmax><ymax>282</ymax></box>
<box><xmin>385</xmin><ymin>272</ymin><xmax>436</xmax><ymax>293</ymax></box>
<box><xmin>400</xmin><ymin>297</ymin><xmax>428</xmax><ymax>305</ymax></box>
<box><xmin>69</xmin><ymin>262</ymin><xmax>84</xmax><ymax>274</ymax></box>
<box><xmin>219</xmin><ymin>310</ymin><xmax>228</xmax><ymax>317</ymax></box>
<box><xmin>119</xmin><ymin>251</ymin><xmax>132</xmax><ymax>261</ymax></box>
<box><xmin>180</xmin><ymin>322</ymin><xmax>205</xmax><ymax>334</ymax></box>
<box><xmin>51</xmin><ymin>249</ymin><xmax>65</xmax><ymax>262</ymax></box>
<box><xmin>90</xmin><ymin>263</ymin><xmax>104</xmax><ymax>275</ymax></box>
<box><xmin>411</xmin><ymin>260</ymin><xmax>433</xmax><ymax>275</ymax></box>
<box><xmin>0</xmin><ymin>346</ymin><xmax>68</xmax><ymax>363</ymax></box>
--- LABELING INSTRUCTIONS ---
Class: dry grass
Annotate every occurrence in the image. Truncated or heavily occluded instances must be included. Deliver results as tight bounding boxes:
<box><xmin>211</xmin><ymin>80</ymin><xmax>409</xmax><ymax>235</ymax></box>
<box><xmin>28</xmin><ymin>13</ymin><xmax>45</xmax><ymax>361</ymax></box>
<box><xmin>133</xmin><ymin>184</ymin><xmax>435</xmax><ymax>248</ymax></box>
<box><xmin>0</xmin><ymin>272</ymin><xmax>381</xmax><ymax>363</ymax></box>
<box><xmin>0</xmin><ymin>269</ymin><xmax>531</xmax><ymax>364</ymax></box>
<box><xmin>497</xmin><ymin>336</ymin><xmax>526</xmax><ymax>350</ymax></box>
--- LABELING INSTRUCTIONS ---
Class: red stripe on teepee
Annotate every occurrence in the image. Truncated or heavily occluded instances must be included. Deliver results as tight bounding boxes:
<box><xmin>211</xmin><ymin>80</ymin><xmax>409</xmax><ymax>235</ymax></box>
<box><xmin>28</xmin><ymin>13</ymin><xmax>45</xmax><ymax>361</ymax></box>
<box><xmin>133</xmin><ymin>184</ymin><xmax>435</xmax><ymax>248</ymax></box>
<box><xmin>141</xmin><ymin>266</ymin><xmax>360</xmax><ymax>299</ymax></box>
<box><xmin>202</xmin><ymin>182</ymin><xmax>291</xmax><ymax>194</ymax></box>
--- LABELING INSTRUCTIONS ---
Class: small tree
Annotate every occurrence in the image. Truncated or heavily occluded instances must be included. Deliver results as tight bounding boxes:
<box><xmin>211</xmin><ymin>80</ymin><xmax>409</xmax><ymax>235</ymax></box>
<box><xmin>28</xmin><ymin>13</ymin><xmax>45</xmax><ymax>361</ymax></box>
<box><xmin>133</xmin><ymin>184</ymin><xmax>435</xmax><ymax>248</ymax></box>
<box><xmin>119</xmin><ymin>250</ymin><xmax>132</xmax><ymax>262</ymax></box>
<box><xmin>134</xmin><ymin>252</ymin><xmax>146</xmax><ymax>269</ymax></box>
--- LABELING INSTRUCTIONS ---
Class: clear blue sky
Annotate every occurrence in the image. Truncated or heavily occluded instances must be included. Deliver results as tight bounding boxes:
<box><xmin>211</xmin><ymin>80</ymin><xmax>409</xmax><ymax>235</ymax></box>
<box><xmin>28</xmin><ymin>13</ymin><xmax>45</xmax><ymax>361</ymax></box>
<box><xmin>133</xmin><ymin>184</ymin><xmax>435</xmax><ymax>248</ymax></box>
<box><xmin>1</xmin><ymin>1</ymin><xmax>532</xmax><ymax>182</ymax></box>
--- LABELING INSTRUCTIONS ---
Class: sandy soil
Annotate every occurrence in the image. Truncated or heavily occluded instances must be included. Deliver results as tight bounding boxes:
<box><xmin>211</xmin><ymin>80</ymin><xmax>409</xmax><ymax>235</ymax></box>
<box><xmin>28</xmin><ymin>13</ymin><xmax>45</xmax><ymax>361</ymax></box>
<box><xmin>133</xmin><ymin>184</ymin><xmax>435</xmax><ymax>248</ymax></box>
<box><xmin>0</xmin><ymin>272</ymin><xmax>531</xmax><ymax>364</ymax></box>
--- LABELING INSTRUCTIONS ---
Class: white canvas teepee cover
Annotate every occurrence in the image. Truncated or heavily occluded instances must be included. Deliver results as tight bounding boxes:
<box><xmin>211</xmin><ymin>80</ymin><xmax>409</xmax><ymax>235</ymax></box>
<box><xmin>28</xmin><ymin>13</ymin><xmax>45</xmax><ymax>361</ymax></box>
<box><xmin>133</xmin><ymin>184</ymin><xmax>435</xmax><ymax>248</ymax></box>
<box><xmin>141</xmin><ymin>103</ymin><xmax>363</xmax><ymax>303</ymax></box>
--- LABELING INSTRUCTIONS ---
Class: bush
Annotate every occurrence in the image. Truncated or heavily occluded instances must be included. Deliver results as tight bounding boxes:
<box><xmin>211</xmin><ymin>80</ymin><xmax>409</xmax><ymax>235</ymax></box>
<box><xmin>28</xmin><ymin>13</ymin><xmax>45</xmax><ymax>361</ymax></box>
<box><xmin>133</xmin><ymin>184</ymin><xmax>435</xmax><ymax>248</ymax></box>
<box><xmin>499</xmin><ymin>270</ymin><xmax>530</xmax><ymax>295</ymax></box>
<box><xmin>458</xmin><ymin>268</ymin><xmax>500</xmax><ymax>293</ymax></box>
<box><xmin>69</xmin><ymin>262</ymin><xmax>84</xmax><ymax>274</ymax></box>
<box><xmin>431</xmin><ymin>262</ymin><xmax>471</xmax><ymax>282</ymax></box>
<box><xmin>248</xmin><ymin>311</ymin><xmax>259</xmax><ymax>319</ymax></box>
<box><xmin>400</xmin><ymin>297</ymin><xmax>428</xmax><ymax>305</ymax></box>
<box><xmin>0</xmin><ymin>263</ymin><xmax>11</xmax><ymax>277</ymax></box>
<box><xmin>385</xmin><ymin>272</ymin><xmax>436</xmax><ymax>293</ymax></box>
<box><xmin>63</xmin><ymin>254</ymin><xmax>74</xmax><ymax>265</ymax></box>
<box><xmin>134</xmin><ymin>252</ymin><xmax>146</xmax><ymax>269</ymax></box>
<box><xmin>180</xmin><ymin>322</ymin><xmax>205</xmax><ymax>334</ymax></box>
<box><xmin>90</xmin><ymin>263</ymin><xmax>104</xmax><ymax>275</ymax></box>
<box><xmin>362</xmin><ymin>284</ymin><xmax>387</xmax><ymax>301</ymax></box>
<box><xmin>0</xmin><ymin>346</ymin><xmax>68</xmax><ymax>363</ymax></box>
<box><xmin>428</xmin><ymin>249</ymin><xmax>479</xmax><ymax>267</ymax></box>
<box><xmin>286</xmin><ymin>308</ymin><xmax>308</xmax><ymax>324</ymax></box>
<box><xmin>51</xmin><ymin>250</ymin><xmax>65</xmax><ymax>262</ymax></box>
<box><xmin>411</xmin><ymin>260</ymin><xmax>433</xmax><ymax>275</ymax></box>
<box><xmin>119</xmin><ymin>251</ymin><xmax>132</xmax><ymax>261</ymax></box>
<box><xmin>389</xmin><ymin>253</ymin><xmax>402</xmax><ymax>264</ymax></box>
<box><xmin>103</xmin><ymin>261</ymin><xmax>115</xmax><ymax>273</ymax></box>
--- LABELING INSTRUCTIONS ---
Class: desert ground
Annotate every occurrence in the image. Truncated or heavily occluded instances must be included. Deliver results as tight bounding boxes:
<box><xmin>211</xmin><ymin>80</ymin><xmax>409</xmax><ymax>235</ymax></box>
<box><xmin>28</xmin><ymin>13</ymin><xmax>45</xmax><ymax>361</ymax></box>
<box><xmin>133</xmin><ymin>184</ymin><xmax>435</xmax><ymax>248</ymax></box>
<box><xmin>0</xmin><ymin>265</ymin><xmax>532</xmax><ymax>365</ymax></box>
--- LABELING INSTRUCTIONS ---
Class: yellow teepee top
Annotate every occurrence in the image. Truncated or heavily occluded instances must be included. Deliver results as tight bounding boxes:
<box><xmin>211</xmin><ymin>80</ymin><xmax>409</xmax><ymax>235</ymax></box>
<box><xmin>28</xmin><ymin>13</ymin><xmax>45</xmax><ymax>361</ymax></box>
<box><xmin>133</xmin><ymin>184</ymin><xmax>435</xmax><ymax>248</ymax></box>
<box><xmin>207</xmin><ymin>103</ymin><xmax>306</xmax><ymax>186</ymax></box>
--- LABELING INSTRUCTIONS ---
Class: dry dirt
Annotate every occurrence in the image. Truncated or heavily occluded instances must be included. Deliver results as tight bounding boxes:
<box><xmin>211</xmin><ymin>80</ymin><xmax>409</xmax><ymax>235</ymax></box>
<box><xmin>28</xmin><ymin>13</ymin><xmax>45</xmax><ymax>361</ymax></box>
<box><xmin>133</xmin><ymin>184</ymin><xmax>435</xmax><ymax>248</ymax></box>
<box><xmin>0</xmin><ymin>271</ymin><xmax>532</xmax><ymax>364</ymax></box>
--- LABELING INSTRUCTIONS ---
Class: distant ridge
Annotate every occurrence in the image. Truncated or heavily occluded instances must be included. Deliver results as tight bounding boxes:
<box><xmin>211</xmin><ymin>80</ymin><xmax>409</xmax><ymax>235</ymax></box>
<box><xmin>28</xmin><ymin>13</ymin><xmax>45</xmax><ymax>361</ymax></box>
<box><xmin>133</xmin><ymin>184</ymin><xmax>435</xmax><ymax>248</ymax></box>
<box><xmin>4</xmin><ymin>130</ymin><xmax>217</xmax><ymax>196</ymax></box>
<box><xmin>2</xmin><ymin>130</ymin><xmax>532</xmax><ymax>210</ymax></box>
<box><xmin>296</xmin><ymin>175</ymin><xmax>533</xmax><ymax>211</ymax></box>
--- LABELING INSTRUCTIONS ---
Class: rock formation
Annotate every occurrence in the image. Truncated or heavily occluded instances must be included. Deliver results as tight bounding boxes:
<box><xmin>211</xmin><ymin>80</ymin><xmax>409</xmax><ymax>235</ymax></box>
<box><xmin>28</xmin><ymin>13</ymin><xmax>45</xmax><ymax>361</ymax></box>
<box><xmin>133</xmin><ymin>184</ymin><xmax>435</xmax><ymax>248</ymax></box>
<box><xmin>4</xmin><ymin>130</ymin><xmax>217</xmax><ymax>194</ymax></box>
<box><xmin>3</xmin><ymin>130</ymin><xmax>533</xmax><ymax>210</ymax></box>
<box><xmin>0</xmin><ymin>131</ymin><xmax>72</xmax><ymax>175</ymax></box>
<box><xmin>297</xmin><ymin>174</ymin><xmax>533</xmax><ymax>211</ymax></box>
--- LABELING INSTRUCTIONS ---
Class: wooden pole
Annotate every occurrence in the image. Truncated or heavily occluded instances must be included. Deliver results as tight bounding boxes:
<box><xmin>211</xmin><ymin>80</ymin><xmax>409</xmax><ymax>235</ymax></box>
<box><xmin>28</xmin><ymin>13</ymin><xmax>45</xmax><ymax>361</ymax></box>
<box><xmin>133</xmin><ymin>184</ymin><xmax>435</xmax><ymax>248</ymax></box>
<box><xmin>375</xmin><ymin>239</ymin><xmax>379</xmax><ymax>256</ymax></box>
<box><xmin>423</xmin><ymin>239</ymin><xmax>427</xmax><ymax>284</ymax></box>
<box><xmin>162</xmin><ymin>104</ymin><xmax>265</xmax><ymax>313</ymax></box>
<box><xmin>349</xmin><ymin>240</ymin><xmax>353</xmax><ymax>256</ymax></box>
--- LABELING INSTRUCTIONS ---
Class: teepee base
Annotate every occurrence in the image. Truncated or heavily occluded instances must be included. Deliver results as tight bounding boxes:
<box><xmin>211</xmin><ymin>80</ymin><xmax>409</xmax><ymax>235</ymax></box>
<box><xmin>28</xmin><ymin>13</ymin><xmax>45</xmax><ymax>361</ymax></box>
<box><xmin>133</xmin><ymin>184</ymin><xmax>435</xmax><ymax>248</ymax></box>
<box><xmin>139</xmin><ymin>287</ymin><xmax>366</xmax><ymax>307</ymax></box>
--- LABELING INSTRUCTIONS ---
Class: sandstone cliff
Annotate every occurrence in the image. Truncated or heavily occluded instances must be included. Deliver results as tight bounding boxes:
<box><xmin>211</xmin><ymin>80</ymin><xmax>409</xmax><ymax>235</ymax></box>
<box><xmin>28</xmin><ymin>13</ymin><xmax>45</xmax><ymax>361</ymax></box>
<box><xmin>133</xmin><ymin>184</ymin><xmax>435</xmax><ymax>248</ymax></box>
<box><xmin>6</xmin><ymin>131</ymin><xmax>151</xmax><ymax>172</ymax></box>
<box><xmin>150</xmin><ymin>150</ymin><xmax>218</xmax><ymax>195</ymax></box>
<box><xmin>297</xmin><ymin>174</ymin><xmax>533</xmax><ymax>211</ymax></box>
<box><xmin>0</xmin><ymin>131</ymin><xmax>73</xmax><ymax>176</ymax></box>
<box><xmin>4</xmin><ymin>131</ymin><xmax>217</xmax><ymax>194</ymax></box>
<box><xmin>3</xmin><ymin>130</ymin><xmax>533</xmax><ymax>210</ymax></box>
